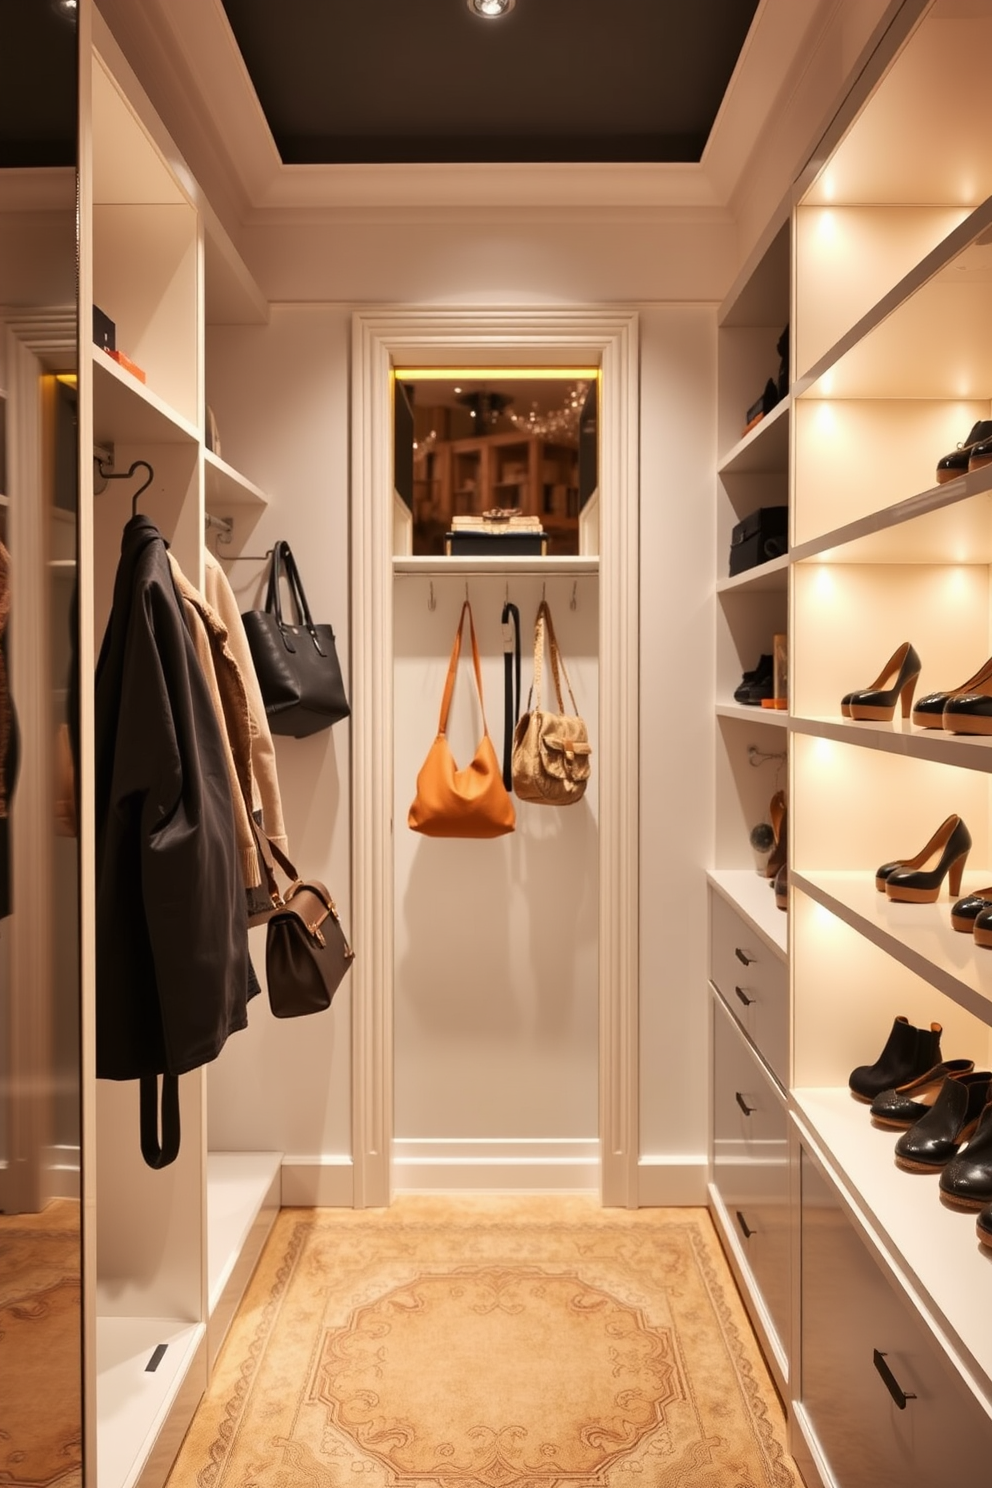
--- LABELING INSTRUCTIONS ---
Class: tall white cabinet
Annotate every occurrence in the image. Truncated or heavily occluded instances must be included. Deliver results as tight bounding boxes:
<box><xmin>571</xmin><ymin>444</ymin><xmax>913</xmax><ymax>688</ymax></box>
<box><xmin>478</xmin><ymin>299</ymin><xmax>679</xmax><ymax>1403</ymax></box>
<box><xmin>711</xmin><ymin>2</ymin><xmax>992</xmax><ymax>1482</ymax></box>
<box><xmin>80</xmin><ymin>15</ymin><xmax>280</xmax><ymax>1487</ymax></box>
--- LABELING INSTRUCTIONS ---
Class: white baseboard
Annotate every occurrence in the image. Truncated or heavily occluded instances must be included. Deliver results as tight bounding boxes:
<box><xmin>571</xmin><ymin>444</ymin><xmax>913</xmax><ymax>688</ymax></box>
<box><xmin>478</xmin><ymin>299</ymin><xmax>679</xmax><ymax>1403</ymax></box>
<box><xmin>280</xmin><ymin>1156</ymin><xmax>354</xmax><ymax>1206</ymax></box>
<box><xmin>637</xmin><ymin>1155</ymin><xmax>707</xmax><ymax>1206</ymax></box>
<box><xmin>279</xmin><ymin>1151</ymin><xmax>707</xmax><ymax>1206</ymax></box>
<box><xmin>392</xmin><ymin>1138</ymin><xmax>599</xmax><ymax>1193</ymax></box>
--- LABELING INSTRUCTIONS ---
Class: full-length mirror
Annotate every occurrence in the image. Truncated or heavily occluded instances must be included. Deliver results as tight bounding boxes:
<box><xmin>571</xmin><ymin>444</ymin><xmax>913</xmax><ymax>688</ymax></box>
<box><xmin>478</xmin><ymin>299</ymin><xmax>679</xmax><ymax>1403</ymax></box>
<box><xmin>0</xmin><ymin>3</ymin><xmax>82</xmax><ymax>1484</ymax></box>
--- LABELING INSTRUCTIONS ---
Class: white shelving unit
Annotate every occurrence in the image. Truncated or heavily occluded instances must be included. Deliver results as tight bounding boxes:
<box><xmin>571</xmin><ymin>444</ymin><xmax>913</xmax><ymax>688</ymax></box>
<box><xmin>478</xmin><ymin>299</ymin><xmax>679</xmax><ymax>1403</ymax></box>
<box><xmin>83</xmin><ymin>16</ymin><xmax>278</xmax><ymax>1487</ymax></box>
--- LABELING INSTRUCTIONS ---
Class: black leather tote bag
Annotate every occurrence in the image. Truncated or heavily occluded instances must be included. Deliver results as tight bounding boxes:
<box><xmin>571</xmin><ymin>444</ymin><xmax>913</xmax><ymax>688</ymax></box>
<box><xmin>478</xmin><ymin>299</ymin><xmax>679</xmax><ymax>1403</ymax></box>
<box><xmin>242</xmin><ymin>541</ymin><xmax>350</xmax><ymax>737</ymax></box>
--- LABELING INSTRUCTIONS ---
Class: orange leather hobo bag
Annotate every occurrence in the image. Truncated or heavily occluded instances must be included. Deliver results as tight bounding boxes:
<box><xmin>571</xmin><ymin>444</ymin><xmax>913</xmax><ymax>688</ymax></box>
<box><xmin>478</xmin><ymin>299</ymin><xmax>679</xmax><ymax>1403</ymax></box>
<box><xmin>408</xmin><ymin>600</ymin><xmax>516</xmax><ymax>839</ymax></box>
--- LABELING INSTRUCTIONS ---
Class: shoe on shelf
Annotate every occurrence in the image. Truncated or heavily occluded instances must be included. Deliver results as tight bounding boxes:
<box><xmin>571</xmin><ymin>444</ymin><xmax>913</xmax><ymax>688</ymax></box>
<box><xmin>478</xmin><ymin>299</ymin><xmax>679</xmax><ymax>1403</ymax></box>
<box><xmin>970</xmin><ymin>900</ymin><xmax>992</xmax><ymax>949</ymax></box>
<box><xmin>977</xmin><ymin>1203</ymin><xmax>992</xmax><ymax>1250</ymax></box>
<box><xmin>869</xmin><ymin>1058</ymin><xmax>975</xmax><ymax>1129</ymax></box>
<box><xmin>935</xmin><ymin>419</ymin><xmax>992</xmax><ymax>483</ymax></box>
<box><xmin>841</xmin><ymin>641</ymin><xmax>921</xmax><ymax>722</ymax></box>
<box><xmin>950</xmin><ymin>886</ymin><xmax>992</xmax><ymax>932</ymax></box>
<box><xmin>968</xmin><ymin>433</ymin><xmax>992</xmax><ymax>475</ymax></box>
<box><xmin>765</xmin><ymin>791</ymin><xmax>787</xmax><ymax>880</ymax></box>
<box><xmin>878</xmin><ymin>814</ymin><xmax>971</xmax><ymax>903</ymax></box>
<box><xmin>893</xmin><ymin>1070</ymin><xmax>992</xmax><ymax>1172</ymax></box>
<box><xmin>939</xmin><ymin>1100</ymin><xmax>992</xmax><ymax>1209</ymax></box>
<box><xmin>773</xmin><ymin>861</ymin><xmax>788</xmax><ymax>911</ymax></box>
<box><xmin>942</xmin><ymin>674</ymin><xmax>992</xmax><ymax>734</ymax></box>
<box><xmin>734</xmin><ymin>653</ymin><xmax>774</xmax><ymax>706</ymax></box>
<box><xmin>848</xmin><ymin>1016</ymin><xmax>942</xmax><ymax>1103</ymax></box>
<box><xmin>912</xmin><ymin>654</ymin><xmax>992</xmax><ymax>729</ymax></box>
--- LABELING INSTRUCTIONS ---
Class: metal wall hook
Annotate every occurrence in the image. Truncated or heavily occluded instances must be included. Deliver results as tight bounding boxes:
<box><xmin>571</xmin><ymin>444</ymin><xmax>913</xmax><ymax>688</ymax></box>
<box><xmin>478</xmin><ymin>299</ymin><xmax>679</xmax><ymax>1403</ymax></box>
<box><xmin>204</xmin><ymin>512</ymin><xmax>233</xmax><ymax>547</ymax></box>
<box><xmin>97</xmin><ymin>458</ymin><xmax>155</xmax><ymax>515</ymax></box>
<box><xmin>748</xmin><ymin>744</ymin><xmax>787</xmax><ymax>768</ymax></box>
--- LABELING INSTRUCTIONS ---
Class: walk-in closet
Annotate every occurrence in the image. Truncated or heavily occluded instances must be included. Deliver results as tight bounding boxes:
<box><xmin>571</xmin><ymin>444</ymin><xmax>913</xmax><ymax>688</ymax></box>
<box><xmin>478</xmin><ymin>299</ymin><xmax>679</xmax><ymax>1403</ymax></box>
<box><xmin>5</xmin><ymin>1</ymin><xmax>992</xmax><ymax>1485</ymax></box>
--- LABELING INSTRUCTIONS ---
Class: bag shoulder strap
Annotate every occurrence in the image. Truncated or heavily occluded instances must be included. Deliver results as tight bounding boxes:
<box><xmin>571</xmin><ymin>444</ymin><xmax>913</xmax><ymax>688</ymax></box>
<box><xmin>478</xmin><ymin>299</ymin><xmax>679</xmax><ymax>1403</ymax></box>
<box><xmin>540</xmin><ymin>599</ymin><xmax>580</xmax><ymax>716</ymax></box>
<box><xmin>265</xmin><ymin>542</ymin><xmax>327</xmax><ymax>657</ymax></box>
<box><xmin>501</xmin><ymin>601</ymin><xmax>520</xmax><ymax>790</ymax></box>
<box><xmin>139</xmin><ymin>1073</ymin><xmax>181</xmax><ymax>1169</ymax></box>
<box><xmin>438</xmin><ymin>600</ymin><xmax>489</xmax><ymax>737</ymax></box>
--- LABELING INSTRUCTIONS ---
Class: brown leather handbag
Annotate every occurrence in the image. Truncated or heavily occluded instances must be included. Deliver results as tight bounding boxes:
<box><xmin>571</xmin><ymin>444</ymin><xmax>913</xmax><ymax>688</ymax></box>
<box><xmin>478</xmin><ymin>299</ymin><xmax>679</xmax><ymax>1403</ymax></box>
<box><xmin>408</xmin><ymin>600</ymin><xmax>516</xmax><ymax>839</ymax></box>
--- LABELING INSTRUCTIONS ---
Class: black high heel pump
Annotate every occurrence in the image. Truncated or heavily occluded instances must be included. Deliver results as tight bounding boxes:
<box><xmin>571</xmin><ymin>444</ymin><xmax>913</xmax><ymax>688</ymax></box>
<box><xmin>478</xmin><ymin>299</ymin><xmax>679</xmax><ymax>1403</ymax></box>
<box><xmin>877</xmin><ymin>814</ymin><xmax>971</xmax><ymax>903</ymax></box>
<box><xmin>841</xmin><ymin>641</ymin><xmax>921</xmax><ymax>722</ymax></box>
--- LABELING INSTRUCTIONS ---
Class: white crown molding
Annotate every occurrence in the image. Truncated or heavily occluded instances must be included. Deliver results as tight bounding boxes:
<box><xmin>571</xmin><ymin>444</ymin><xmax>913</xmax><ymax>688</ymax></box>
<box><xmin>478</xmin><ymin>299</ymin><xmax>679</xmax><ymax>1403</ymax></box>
<box><xmin>94</xmin><ymin>0</ymin><xmax>841</xmax><ymax>220</ymax></box>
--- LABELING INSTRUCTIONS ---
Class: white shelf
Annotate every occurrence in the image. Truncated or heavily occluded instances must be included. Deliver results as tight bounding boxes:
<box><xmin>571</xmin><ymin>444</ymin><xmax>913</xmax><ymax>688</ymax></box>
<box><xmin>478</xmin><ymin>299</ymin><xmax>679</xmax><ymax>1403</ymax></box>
<box><xmin>792</xmin><ymin>1091</ymin><xmax>992</xmax><ymax>1408</ymax></box>
<box><xmin>716</xmin><ymin>553</ymin><xmax>789</xmax><ymax>594</ymax></box>
<box><xmin>204</xmin><ymin>449</ymin><xmax>269</xmax><ymax>509</ymax></box>
<box><xmin>718</xmin><ymin>397</ymin><xmax>790</xmax><ymax>476</ymax></box>
<box><xmin>707</xmin><ymin>868</ymin><xmax>788</xmax><ymax>960</ymax></box>
<box><xmin>393</xmin><ymin>555</ymin><xmax>599</xmax><ymax>576</ymax></box>
<box><xmin>93</xmin><ymin>347</ymin><xmax>199</xmax><ymax>446</ymax></box>
<box><xmin>797</xmin><ymin>203</ymin><xmax>992</xmax><ymax>400</ymax></box>
<box><xmin>792</xmin><ymin>714</ymin><xmax>992</xmax><ymax>773</ymax></box>
<box><xmin>791</xmin><ymin>470</ymin><xmax>992</xmax><ymax>567</ymax></box>
<box><xmin>716</xmin><ymin>702</ymin><xmax>789</xmax><ymax>727</ymax></box>
<box><xmin>96</xmin><ymin>1316</ymin><xmax>204</xmax><ymax>1488</ymax></box>
<box><xmin>793</xmin><ymin>869</ymin><xmax>992</xmax><ymax>1025</ymax></box>
<box><xmin>206</xmin><ymin>1151</ymin><xmax>281</xmax><ymax>1317</ymax></box>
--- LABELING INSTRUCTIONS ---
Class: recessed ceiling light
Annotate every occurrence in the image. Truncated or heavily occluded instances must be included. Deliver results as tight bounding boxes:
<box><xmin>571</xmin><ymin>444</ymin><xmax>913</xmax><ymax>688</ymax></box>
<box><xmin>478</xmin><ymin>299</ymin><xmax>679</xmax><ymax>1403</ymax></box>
<box><xmin>467</xmin><ymin>0</ymin><xmax>516</xmax><ymax>17</ymax></box>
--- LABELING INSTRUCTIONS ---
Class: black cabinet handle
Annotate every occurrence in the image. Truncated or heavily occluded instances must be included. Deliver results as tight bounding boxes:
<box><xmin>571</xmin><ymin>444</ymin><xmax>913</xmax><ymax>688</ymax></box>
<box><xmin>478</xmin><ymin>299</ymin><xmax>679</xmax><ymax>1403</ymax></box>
<box><xmin>734</xmin><ymin>947</ymin><xmax>754</xmax><ymax>967</ymax></box>
<box><xmin>735</xmin><ymin>1091</ymin><xmax>755</xmax><ymax>1116</ymax></box>
<box><xmin>735</xmin><ymin>1210</ymin><xmax>755</xmax><ymax>1240</ymax></box>
<box><xmin>873</xmin><ymin>1349</ymin><xmax>916</xmax><ymax>1410</ymax></box>
<box><xmin>735</xmin><ymin>986</ymin><xmax>754</xmax><ymax>1007</ymax></box>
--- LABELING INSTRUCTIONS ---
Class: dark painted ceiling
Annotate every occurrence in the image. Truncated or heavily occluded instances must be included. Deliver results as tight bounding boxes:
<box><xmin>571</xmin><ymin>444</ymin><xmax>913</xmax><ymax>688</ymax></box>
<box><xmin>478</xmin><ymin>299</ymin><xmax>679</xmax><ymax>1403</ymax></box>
<box><xmin>220</xmin><ymin>0</ymin><xmax>761</xmax><ymax>165</ymax></box>
<box><xmin>0</xmin><ymin>1</ymin><xmax>77</xmax><ymax>168</ymax></box>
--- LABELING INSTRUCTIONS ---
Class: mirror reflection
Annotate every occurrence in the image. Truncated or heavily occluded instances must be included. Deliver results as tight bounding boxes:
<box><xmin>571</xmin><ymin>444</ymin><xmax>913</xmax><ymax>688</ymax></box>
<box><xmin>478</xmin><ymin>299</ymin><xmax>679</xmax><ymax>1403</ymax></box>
<box><xmin>394</xmin><ymin>372</ymin><xmax>598</xmax><ymax>557</ymax></box>
<box><xmin>0</xmin><ymin>2</ymin><xmax>82</xmax><ymax>1484</ymax></box>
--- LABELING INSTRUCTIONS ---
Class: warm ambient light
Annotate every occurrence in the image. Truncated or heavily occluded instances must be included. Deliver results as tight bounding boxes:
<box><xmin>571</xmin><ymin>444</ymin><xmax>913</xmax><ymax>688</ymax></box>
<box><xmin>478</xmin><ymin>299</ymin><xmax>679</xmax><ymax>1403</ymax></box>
<box><xmin>466</xmin><ymin>0</ymin><xmax>515</xmax><ymax>15</ymax></box>
<box><xmin>395</xmin><ymin>368</ymin><xmax>599</xmax><ymax>381</ymax></box>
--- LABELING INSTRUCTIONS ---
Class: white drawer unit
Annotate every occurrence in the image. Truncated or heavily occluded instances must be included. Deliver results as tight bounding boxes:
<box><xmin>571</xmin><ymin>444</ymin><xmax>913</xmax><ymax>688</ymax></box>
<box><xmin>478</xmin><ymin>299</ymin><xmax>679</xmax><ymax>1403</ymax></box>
<box><xmin>797</xmin><ymin>1145</ymin><xmax>992</xmax><ymax>1487</ymax></box>
<box><xmin>710</xmin><ymin>992</ymin><xmax>791</xmax><ymax>1386</ymax></box>
<box><xmin>709</xmin><ymin>886</ymin><xmax>789</xmax><ymax>1088</ymax></box>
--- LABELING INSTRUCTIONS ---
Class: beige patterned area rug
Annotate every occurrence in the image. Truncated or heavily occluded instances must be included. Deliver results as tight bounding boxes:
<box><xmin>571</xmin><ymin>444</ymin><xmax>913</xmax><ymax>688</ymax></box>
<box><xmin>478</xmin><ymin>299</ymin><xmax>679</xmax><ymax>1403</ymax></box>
<box><xmin>169</xmin><ymin>1197</ymin><xmax>798</xmax><ymax>1488</ymax></box>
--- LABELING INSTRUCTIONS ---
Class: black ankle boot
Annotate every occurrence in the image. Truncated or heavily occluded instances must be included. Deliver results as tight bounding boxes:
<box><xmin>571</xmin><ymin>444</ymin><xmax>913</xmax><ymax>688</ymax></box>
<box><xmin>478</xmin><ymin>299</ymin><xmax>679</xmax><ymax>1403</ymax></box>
<box><xmin>849</xmin><ymin>1016</ymin><xmax>942</xmax><ymax>1102</ymax></box>
<box><xmin>894</xmin><ymin>1071</ymin><xmax>992</xmax><ymax>1172</ymax></box>
<box><xmin>977</xmin><ymin>1203</ymin><xmax>992</xmax><ymax>1250</ymax></box>
<box><xmin>939</xmin><ymin>1100</ymin><xmax>992</xmax><ymax>1208</ymax></box>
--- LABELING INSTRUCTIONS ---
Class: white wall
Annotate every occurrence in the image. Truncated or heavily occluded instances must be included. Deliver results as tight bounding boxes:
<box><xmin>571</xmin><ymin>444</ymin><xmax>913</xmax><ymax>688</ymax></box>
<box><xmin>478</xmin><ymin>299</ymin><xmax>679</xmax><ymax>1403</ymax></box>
<box><xmin>393</xmin><ymin>573</ymin><xmax>600</xmax><ymax>1191</ymax></box>
<box><xmin>205</xmin><ymin>213</ymin><xmax>719</xmax><ymax>1200</ymax></box>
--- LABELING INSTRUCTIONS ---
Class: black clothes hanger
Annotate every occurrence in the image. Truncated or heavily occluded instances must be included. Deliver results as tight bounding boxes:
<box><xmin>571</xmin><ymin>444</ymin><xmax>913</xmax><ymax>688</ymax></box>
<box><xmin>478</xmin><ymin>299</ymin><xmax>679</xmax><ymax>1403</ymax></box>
<box><xmin>97</xmin><ymin>459</ymin><xmax>155</xmax><ymax>515</ymax></box>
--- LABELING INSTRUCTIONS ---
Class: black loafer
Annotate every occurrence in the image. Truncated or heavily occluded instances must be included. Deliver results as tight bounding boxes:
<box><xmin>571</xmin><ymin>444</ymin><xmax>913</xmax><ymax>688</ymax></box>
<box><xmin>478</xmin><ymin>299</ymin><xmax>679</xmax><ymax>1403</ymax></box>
<box><xmin>936</xmin><ymin>419</ymin><xmax>992</xmax><ymax>482</ymax></box>
<box><xmin>870</xmin><ymin>1058</ymin><xmax>975</xmax><ymax>1129</ymax></box>
<box><xmin>894</xmin><ymin>1070</ymin><xmax>992</xmax><ymax>1172</ymax></box>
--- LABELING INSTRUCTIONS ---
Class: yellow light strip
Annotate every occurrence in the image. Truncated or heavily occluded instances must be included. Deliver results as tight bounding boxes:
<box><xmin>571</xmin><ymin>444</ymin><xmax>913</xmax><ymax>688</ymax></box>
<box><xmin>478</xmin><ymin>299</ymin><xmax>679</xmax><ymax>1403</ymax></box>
<box><xmin>394</xmin><ymin>367</ymin><xmax>599</xmax><ymax>381</ymax></box>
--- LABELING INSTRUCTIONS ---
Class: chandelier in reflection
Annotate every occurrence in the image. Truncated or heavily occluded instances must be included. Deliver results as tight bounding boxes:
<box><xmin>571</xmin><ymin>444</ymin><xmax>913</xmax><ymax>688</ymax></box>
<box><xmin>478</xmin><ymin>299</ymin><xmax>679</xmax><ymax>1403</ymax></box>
<box><xmin>508</xmin><ymin>381</ymin><xmax>589</xmax><ymax>442</ymax></box>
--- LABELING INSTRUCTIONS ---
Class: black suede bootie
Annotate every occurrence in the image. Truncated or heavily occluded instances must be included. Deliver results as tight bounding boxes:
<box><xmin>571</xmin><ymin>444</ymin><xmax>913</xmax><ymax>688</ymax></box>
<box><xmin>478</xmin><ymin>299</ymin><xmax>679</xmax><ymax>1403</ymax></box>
<box><xmin>848</xmin><ymin>1016</ymin><xmax>942</xmax><ymax>1103</ymax></box>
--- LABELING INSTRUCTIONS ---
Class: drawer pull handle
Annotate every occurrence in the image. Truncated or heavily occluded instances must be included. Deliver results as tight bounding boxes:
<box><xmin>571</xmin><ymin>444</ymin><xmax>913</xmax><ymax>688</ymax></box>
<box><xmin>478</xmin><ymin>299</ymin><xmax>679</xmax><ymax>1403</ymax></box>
<box><xmin>735</xmin><ymin>1091</ymin><xmax>755</xmax><ymax>1116</ymax></box>
<box><xmin>735</xmin><ymin>986</ymin><xmax>754</xmax><ymax>1007</ymax></box>
<box><xmin>872</xmin><ymin>1349</ymin><xmax>916</xmax><ymax>1411</ymax></box>
<box><xmin>734</xmin><ymin>947</ymin><xmax>754</xmax><ymax>967</ymax></box>
<box><xmin>735</xmin><ymin>1210</ymin><xmax>755</xmax><ymax>1240</ymax></box>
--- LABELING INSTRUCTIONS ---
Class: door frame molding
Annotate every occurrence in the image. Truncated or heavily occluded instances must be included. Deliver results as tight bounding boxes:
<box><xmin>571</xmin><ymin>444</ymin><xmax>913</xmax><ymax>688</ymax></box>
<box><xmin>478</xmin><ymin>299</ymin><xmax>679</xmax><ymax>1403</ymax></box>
<box><xmin>350</xmin><ymin>306</ymin><xmax>640</xmax><ymax>1207</ymax></box>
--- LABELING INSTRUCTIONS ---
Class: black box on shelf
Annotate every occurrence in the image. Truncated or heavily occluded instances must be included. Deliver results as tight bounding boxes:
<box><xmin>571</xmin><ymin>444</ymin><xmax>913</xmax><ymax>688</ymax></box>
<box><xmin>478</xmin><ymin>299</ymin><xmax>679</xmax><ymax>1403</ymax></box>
<box><xmin>93</xmin><ymin>305</ymin><xmax>116</xmax><ymax>353</ymax></box>
<box><xmin>445</xmin><ymin>530</ymin><xmax>548</xmax><ymax>557</ymax></box>
<box><xmin>728</xmin><ymin>506</ymin><xmax>788</xmax><ymax>576</ymax></box>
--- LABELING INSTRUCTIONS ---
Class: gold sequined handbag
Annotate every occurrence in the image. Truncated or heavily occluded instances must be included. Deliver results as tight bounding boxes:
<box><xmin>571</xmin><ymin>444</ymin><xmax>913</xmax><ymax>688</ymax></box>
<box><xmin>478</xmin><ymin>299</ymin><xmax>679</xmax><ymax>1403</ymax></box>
<box><xmin>511</xmin><ymin>600</ymin><xmax>591</xmax><ymax>806</ymax></box>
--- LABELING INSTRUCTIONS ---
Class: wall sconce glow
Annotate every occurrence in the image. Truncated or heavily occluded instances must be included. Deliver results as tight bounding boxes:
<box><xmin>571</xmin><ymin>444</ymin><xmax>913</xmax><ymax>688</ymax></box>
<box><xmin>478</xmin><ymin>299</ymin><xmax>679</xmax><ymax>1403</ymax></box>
<box><xmin>815</xmin><ymin>402</ymin><xmax>836</xmax><ymax>435</ymax></box>
<box><xmin>818</xmin><ymin>370</ymin><xmax>835</xmax><ymax>398</ymax></box>
<box><xmin>820</xmin><ymin>172</ymin><xmax>836</xmax><ymax>203</ymax></box>
<box><xmin>816</xmin><ymin>209</ymin><xmax>837</xmax><ymax>242</ymax></box>
<box><xmin>467</xmin><ymin>0</ymin><xmax>516</xmax><ymax>15</ymax></box>
<box><xmin>814</xmin><ymin>564</ymin><xmax>836</xmax><ymax>599</ymax></box>
<box><xmin>812</xmin><ymin>736</ymin><xmax>836</xmax><ymax>766</ymax></box>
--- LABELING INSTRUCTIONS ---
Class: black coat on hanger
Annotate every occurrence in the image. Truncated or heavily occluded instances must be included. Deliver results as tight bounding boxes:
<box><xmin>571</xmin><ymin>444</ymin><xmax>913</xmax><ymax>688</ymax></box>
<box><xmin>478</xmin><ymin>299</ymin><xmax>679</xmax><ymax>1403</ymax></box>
<box><xmin>94</xmin><ymin>515</ymin><xmax>248</xmax><ymax>1088</ymax></box>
